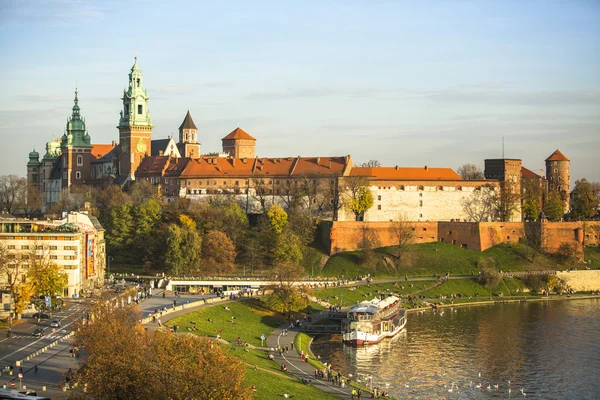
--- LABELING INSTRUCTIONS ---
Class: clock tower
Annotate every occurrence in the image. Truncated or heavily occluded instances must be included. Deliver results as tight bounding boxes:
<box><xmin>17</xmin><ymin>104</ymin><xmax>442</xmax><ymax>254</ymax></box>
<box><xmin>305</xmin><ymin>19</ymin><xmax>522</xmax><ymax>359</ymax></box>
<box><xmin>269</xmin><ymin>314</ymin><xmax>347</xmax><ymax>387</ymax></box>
<box><xmin>118</xmin><ymin>56</ymin><xmax>152</xmax><ymax>181</ymax></box>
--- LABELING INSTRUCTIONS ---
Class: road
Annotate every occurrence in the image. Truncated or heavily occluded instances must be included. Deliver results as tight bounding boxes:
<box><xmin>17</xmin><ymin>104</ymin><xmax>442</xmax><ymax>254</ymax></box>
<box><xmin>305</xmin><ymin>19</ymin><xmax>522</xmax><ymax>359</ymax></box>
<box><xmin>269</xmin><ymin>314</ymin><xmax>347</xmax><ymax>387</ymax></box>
<box><xmin>0</xmin><ymin>299</ymin><xmax>86</xmax><ymax>398</ymax></box>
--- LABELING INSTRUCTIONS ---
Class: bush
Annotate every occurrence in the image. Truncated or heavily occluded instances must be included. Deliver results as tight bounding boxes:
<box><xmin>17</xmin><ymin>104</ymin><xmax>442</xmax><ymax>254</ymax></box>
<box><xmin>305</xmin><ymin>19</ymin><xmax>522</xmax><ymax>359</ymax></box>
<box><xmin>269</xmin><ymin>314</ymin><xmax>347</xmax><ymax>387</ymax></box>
<box><xmin>520</xmin><ymin>274</ymin><xmax>547</xmax><ymax>293</ymax></box>
<box><xmin>556</xmin><ymin>242</ymin><xmax>576</xmax><ymax>264</ymax></box>
<box><xmin>478</xmin><ymin>267</ymin><xmax>501</xmax><ymax>289</ymax></box>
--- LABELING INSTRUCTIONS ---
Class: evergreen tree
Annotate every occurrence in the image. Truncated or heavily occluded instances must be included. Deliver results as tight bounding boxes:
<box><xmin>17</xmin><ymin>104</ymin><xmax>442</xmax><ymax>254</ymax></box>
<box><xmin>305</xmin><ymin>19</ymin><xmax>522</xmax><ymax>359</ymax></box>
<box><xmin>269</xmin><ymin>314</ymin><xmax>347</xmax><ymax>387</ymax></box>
<box><xmin>544</xmin><ymin>190</ymin><xmax>564</xmax><ymax>221</ymax></box>
<box><xmin>522</xmin><ymin>179</ymin><xmax>542</xmax><ymax>221</ymax></box>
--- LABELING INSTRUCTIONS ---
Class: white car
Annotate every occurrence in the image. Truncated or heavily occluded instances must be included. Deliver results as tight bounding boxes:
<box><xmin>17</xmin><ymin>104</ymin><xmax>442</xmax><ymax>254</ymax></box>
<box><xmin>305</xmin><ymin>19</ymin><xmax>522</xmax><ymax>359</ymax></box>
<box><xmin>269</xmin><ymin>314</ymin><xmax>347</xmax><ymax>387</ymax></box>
<box><xmin>50</xmin><ymin>320</ymin><xmax>60</xmax><ymax>328</ymax></box>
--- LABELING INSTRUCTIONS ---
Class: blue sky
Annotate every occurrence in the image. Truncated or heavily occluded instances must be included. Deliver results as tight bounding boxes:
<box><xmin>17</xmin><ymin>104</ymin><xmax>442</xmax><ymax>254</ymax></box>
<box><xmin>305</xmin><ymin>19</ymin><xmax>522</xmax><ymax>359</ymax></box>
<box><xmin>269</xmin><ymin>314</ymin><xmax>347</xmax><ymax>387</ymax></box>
<box><xmin>1</xmin><ymin>0</ymin><xmax>599</xmax><ymax>182</ymax></box>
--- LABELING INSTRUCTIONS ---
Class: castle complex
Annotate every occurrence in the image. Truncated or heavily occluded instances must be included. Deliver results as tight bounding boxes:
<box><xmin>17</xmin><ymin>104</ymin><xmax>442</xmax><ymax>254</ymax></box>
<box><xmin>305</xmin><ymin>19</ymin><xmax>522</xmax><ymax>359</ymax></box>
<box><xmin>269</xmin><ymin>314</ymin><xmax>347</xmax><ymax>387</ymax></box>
<box><xmin>27</xmin><ymin>59</ymin><xmax>570</xmax><ymax>222</ymax></box>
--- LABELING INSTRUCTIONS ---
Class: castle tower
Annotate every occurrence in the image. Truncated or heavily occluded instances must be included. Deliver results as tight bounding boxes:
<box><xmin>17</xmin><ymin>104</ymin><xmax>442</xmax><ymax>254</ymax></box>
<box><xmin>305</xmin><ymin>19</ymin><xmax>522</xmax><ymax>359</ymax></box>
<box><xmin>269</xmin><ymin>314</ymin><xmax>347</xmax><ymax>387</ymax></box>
<box><xmin>118</xmin><ymin>57</ymin><xmax>152</xmax><ymax>180</ymax></box>
<box><xmin>60</xmin><ymin>89</ymin><xmax>93</xmax><ymax>189</ymax></box>
<box><xmin>545</xmin><ymin>149</ymin><xmax>570</xmax><ymax>213</ymax></box>
<box><xmin>27</xmin><ymin>149</ymin><xmax>41</xmax><ymax>190</ymax></box>
<box><xmin>221</xmin><ymin>127</ymin><xmax>256</xmax><ymax>159</ymax></box>
<box><xmin>178</xmin><ymin>110</ymin><xmax>200</xmax><ymax>158</ymax></box>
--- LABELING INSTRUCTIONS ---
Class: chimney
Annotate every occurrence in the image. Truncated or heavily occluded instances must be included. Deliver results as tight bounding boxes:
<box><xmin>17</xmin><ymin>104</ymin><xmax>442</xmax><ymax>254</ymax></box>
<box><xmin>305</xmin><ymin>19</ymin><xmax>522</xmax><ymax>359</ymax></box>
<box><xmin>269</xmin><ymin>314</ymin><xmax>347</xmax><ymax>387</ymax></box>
<box><xmin>424</xmin><ymin>166</ymin><xmax>428</xmax><ymax>171</ymax></box>
<box><xmin>395</xmin><ymin>165</ymin><xmax>399</xmax><ymax>170</ymax></box>
<box><xmin>112</xmin><ymin>140</ymin><xmax>116</xmax><ymax>147</ymax></box>
<box><xmin>232</xmin><ymin>159</ymin><xmax>236</xmax><ymax>167</ymax></box>
<box><xmin>316</xmin><ymin>157</ymin><xmax>321</xmax><ymax>165</ymax></box>
<box><xmin>159</xmin><ymin>150</ymin><xmax>164</xmax><ymax>156</ymax></box>
<box><xmin>242</xmin><ymin>158</ymin><xmax>247</xmax><ymax>164</ymax></box>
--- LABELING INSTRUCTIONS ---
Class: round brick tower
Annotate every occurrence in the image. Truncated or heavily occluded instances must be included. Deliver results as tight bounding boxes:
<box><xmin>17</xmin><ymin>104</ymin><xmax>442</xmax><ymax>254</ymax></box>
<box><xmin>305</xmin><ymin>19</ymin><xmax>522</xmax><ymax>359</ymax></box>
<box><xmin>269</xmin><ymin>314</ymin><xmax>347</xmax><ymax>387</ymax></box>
<box><xmin>545</xmin><ymin>149</ymin><xmax>570</xmax><ymax>213</ymax></box>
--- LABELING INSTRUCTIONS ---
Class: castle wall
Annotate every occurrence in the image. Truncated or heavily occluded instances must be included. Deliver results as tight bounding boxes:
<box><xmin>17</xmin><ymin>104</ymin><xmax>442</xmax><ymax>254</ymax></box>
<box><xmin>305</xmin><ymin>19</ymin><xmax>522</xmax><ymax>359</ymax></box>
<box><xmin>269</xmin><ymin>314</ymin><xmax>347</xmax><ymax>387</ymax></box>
<box><xmin>327</xmin><ymin>221</ymin><xmax>438</xmax><ymax>254</ymax></box>
<box><xmin>542</xmin><ymin>222</ymin><xmax>584</xmax><ymax>256</ymax></box>
<box><xmin>324</xmin><ymin>220</ymin><xmax>594</xmax><ymax>257</ymax></box>
<box><xmin>438</xmin><ymin>222</ymin><xmax>482</xmax><ymax>250</ymax></box>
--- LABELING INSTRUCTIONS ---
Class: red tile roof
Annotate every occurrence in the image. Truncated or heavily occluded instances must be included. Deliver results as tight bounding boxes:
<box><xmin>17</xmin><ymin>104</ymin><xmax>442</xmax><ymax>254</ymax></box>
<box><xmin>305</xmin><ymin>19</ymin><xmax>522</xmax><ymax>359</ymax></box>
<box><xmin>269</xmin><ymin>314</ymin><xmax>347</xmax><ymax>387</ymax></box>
<box><xmin>180</xmin><ymin>156</ymin><xmax>348</xmax><ymax>179</ymax></box>
<box><xmin>545</xmin><ymin>149</ymin><xmax>569</xmax><ymax>162</ymax></box>
<box><xmin>91</xmin><ymin>144</ymin><xmax>115</xmax><ymax>161</ymax></box>
<box><xmin>521</xmin><ymin>166</ymin><xmax>542</xmax><ymax>179</ymax></box>
<box><xmin>351</xmin><ymin>167</ymin><xmax>462</xmax><ymax>181</ymax></box>
<box><xmin>222</xmin><ymin>127</ymin><xmax>256</xmax><ymax>141</ymax></box>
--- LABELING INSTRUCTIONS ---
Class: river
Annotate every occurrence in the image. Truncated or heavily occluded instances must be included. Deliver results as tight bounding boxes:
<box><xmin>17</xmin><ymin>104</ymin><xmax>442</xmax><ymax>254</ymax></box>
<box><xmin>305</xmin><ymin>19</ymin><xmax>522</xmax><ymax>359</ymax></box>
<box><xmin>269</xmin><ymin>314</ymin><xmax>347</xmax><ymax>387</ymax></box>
<box><xmin>311</xmin><ymin>298</ymin><xmax>600</xmax><ymax>400</ymax></box>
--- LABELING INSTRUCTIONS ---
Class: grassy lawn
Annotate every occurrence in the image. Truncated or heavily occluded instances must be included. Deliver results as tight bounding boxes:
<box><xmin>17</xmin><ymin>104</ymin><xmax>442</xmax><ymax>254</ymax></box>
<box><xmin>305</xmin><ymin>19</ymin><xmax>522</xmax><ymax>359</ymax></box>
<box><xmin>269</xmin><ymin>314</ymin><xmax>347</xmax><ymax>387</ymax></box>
<box><xmin>418</xmin><ymin>278</ymin><xmax>491</xmax><ymax>298</ymax></box>
<box><xmin>223</xmin><ymin>346</ymin><xmax>280</xmax><ymax>373</ymax></box>
<box><xmin>584</xmin><ymin>246</ymin><xmax>600</xmax><ymax>269</ymax></box>
<box><xmin>244</xmin><ymin>366</ymin><xmax>338</xmax><ymax>400</ymax></box>
<box><xmin>320</xmin><ymin>242</ymin><xmax>569</xmax><ymax>279</ymax></box>
<box><xmin>168</xmin><ymin>300</ymin><xmax>285</xmax><ymax>347</ymax></box>
<box><xmin>313</xmin><ymin>280</ymin><xmax>438</xmax><ymax>307</ymax></box>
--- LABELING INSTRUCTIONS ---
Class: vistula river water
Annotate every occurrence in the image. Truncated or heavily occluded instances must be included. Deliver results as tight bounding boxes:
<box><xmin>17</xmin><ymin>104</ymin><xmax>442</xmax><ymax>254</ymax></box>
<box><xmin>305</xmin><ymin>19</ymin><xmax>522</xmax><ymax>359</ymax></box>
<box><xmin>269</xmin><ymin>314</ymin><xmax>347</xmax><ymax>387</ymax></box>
<box><xmin>311</xmin><ymin>298</ymin><xmax>600</xmax><ymax>400</ymax></box>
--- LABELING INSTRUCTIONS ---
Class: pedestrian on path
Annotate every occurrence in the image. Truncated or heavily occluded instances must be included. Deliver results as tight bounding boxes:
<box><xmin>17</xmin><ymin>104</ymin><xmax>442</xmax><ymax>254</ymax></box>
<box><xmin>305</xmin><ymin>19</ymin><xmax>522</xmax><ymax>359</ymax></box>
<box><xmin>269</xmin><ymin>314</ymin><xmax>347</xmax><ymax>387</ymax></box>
<box><xmin>34</xmin><ymin>365</ymin><xmax>38</xmax><ymax>374</ymax></box>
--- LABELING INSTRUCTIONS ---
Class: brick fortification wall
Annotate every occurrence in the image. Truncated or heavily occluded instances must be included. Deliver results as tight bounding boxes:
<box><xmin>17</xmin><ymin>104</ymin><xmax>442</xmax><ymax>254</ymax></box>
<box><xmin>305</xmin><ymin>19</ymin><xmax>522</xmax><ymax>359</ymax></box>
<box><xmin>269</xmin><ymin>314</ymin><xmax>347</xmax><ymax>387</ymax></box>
<box><xmin>556</xmin><ymin>270</ymin><xmax>600</xmax><ymax>291</ymax></box>
<box><xmin>324</xmin><ymin>221</ymin><xmax>600</xmax><ymax>256</ymax></box>
<box><xmin>328</xmin><ymin>221</ymin><xmax>438</xmax><ymax>255</ymax></box>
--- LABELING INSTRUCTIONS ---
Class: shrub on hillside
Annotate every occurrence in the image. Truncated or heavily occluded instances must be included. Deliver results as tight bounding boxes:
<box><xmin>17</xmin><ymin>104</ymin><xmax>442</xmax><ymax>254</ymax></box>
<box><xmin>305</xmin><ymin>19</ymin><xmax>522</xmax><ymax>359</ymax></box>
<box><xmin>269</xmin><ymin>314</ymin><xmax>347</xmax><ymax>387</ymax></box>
<box><xmin>478</xmin><ymin>267</ymin><xmax>501</xmax><ymax>289</ymax></box>
<box><xmin>520</xmin><ymin>274</ymin><xmax>546</xmax><ymax>293</ymax></box>
<box><xmin>556</xmin><ymin>242</ymin><xmax>576</xmax><ymax>265</ymax></box>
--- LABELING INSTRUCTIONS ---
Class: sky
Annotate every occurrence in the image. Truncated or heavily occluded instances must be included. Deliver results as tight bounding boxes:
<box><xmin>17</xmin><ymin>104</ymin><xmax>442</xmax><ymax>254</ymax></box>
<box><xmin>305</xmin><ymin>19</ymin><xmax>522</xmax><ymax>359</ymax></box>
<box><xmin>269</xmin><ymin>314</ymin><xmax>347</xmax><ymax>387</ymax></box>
<box><xmin>1</xmin><ymin>0</ymin><xmax>599</xmax><ymax>183</ymax></box>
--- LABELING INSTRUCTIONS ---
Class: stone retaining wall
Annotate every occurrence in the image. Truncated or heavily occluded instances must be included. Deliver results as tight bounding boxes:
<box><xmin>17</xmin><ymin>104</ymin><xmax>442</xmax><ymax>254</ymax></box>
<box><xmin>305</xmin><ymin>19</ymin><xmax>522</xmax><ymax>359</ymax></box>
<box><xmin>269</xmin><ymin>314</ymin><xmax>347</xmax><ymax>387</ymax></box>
<box><xmin>556</xmin><ymin>270</ymin><xmax>600</xmax><ymax>291</ymax></box>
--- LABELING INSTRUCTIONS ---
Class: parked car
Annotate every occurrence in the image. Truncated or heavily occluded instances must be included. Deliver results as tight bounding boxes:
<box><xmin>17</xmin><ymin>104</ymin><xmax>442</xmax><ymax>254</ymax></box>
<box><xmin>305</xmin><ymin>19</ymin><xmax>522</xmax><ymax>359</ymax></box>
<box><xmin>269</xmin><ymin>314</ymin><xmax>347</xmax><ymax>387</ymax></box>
<box><xmin>33</xmin><ymin>328</ymin><xmax>44</xmax><ymax>337</ymax></box>
<box><xmin>32</xmin><ymin>313</ymin><xmax>51</xmax><ymax>319</ymax></box>
<box><xmin>50</xmin><ymin>320</ymin><xmax>60</xmax><ymax>328</ymax></box>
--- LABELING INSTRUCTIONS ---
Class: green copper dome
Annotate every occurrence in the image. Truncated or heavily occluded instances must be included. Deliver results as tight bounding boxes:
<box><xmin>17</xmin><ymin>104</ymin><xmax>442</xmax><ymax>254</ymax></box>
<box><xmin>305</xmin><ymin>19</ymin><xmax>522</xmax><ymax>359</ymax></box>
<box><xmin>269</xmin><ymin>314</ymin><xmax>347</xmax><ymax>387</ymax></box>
<box><xmin>63</xmin><ymin>89</ymin><xmax>92</xmax><ymax>148</ymax></box>
<box><xmin>27</xmin><ymin>149</ymin><xmax>40</xmax><ymax>166</ymax></box>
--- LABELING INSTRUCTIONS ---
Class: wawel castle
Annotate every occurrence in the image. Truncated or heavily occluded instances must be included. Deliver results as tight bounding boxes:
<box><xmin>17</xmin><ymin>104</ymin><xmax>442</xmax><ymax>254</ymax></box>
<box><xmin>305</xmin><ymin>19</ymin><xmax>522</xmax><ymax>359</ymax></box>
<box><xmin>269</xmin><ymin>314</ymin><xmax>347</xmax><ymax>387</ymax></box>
<box><xmin>27</xmin><ymin>59</ymin><xmax>570</xmax><ymax>222</ymax></box>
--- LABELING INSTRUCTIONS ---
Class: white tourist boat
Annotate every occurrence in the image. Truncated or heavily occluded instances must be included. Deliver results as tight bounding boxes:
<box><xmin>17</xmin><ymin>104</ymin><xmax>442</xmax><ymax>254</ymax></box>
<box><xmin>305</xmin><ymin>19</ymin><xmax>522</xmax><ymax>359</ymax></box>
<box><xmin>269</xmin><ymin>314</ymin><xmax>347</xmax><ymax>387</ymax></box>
<box><xmin>342</xmin><ymin>295</ymin><xmax>407</xmax><ymax>346</ymax></box>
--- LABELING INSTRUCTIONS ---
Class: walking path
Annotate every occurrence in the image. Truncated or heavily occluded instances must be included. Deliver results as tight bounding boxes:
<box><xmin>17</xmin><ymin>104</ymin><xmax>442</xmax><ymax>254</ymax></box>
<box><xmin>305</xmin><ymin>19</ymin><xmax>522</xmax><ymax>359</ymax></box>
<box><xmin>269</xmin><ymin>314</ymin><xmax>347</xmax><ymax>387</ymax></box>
<box><xmin>267</xmin><ymin>323</ymin><xmax>356</xmax><ymax>400</ymax></box>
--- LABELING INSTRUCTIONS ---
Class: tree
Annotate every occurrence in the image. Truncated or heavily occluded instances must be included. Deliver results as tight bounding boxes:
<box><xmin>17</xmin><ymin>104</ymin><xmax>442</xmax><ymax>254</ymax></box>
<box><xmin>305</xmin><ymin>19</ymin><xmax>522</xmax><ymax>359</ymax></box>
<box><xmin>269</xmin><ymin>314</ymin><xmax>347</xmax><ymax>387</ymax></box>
<box><xmin>0</xmin><ymin>175</ymin><xmax>26</xmax><ymax>214</ymax></box>
<box><xmin>132</xmin><ymin>198</ymin><xmax>163</xmax><ymax>262</ymax></box>
<box><xmin>74</xmin><ymin>304</ymin><xmax>252</xmax><ymax>400</ymax></box>
<box><xmin>461</xmin><ymin>186</ymin><xmax>496</xmax><ymax>221</ymax></box>
<box><xmin>26</xmin><ymin>242</ymin><xmax>68</xmax><ymax>297</ymax></box>
<box><xmin>164</xmin><ymin>220</ymin><xmax>202</xmax><ymax>275</ymax></box>
<box><xmin>264</xmin><ymin>263</ymin><xmax>310</xmax><ymax>316</ymax></box>
<box><xmin>492</xmin><ymin>181</ymin><xmax>521</xmax><ymax>222</ymax></box>
<box><xmin>356</xmin><ymin>225</ymin><xmax>381</xmax><ymax>266</ymax></box>
<box><xmin>128</xmin><ymin>179</ymin><xmax>159</xmax><ymax>205</ymax></box>
<box><xmin>345</xmin><ymin>185</ymin><xmax>374</xmax><ymax>221</ymax></box>
<box><xmin>522</xmin><ymin>178</ymin><xmax>542</xmax><ymax>221</ymax></box>
<box><xmin>478</xmin><ymin>267</ymin><xmax>501</xmax><ymax>289</ymax></box>
<box><xmin>389</xmin><ymin>213</ymin><xmax>415</xmax><ymax>270</ymax></box>
<box><xmin>106</xmin><ymin>204</ymin><xmax>135</xmax><ymax>258</ymax></box>
<box><xmin>457</xmin><ymin>163</ymin><xmax>484</xmax><ymax>180</ymax></box>
<box><xmin>0</xmin><ymin>243</ymin><xmax>29</xmax><ymax>324</ymax></box>
<box><xmin>522</xmin><ymin>222</ymin><xmax>543</xmax><ymax>263</ymax></box>
<box><xmin>288</xmin><ymin>208</ymin><xmax>316</xmax><ymax>246</ymax></box>
<box><xmin>360</xmin><ymin>160</ymin><xmax>381</xmax><ymax>167</ymax></box>
<box><xmin>240</xmin><ymin>234</ymin><xmax>265</xmax><ymax>275</ymax></box>
<box><xmin>544</xmin><ymin>190</ymin><xmax>564</xmax><ymax>221</ymax></box>
<box><xmin>251</xmin><ymin>177</ymin><xmax>271</xmax><ymax>213</ymax></box>
<box><xmin>202</xmin><ymin>230</ymin><xmax>237</xmax><ymax>274</ymax></box>
<box><xmin>22</xmin><ymin>183</ymin><xmax>43</xmax><ymax>217</ymax></box>
<box><xmin>570</xmin><ymin>179</ymin><xmax>600</xmax><ymax>220</ymax></box>
<box><xmin>273</xmin><ymin>231</ymin><xmax>304</xmax><ymax>265</ymax></box>
<box><xmin>267</xmin><ymin>203</ymin><xmax>288</xmax><ymax>235</ymax></box>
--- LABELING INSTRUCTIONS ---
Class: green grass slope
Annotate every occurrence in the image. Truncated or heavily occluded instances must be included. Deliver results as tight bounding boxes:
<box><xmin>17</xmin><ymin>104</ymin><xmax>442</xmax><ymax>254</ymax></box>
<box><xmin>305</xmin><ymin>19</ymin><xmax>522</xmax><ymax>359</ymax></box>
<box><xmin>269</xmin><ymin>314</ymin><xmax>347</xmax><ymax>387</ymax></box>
<box><xmin>320</xmin><ymin>242</ymin><xmax>567</xmax><ymax>278</ymax></box>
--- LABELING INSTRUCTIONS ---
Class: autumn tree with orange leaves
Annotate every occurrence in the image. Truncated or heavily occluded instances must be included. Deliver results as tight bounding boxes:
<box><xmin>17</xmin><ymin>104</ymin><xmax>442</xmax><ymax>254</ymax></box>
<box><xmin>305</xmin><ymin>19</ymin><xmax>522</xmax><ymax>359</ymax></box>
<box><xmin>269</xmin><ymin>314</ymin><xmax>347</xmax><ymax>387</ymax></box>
<box><xmin>73</xmin><ymin>304</ymin><xmax>252</xmax><ymax>400</ymax></box>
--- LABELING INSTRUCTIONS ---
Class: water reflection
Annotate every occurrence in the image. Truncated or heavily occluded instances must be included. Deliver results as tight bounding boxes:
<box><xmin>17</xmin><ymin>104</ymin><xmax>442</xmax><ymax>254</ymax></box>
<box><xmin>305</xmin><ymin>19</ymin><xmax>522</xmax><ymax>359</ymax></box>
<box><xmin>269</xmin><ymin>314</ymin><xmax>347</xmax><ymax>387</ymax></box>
<box><xmin>311</xmin><ymin>299</ymin><xmax>600</xmax><ymax>399</ymax></box>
